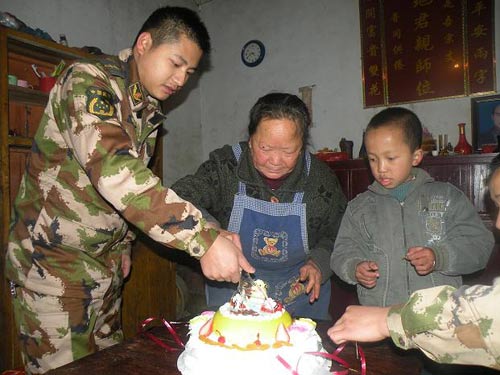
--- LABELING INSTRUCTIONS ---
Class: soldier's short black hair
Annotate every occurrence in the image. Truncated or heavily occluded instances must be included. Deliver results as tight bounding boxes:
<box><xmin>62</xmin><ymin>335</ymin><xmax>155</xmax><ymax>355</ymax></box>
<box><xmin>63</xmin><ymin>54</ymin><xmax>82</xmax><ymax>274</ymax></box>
<box><xmin>247</xmin><ymin>92</ymin><xmax>311</xmax><ymax>149</ymax></box>
<box><xmin>134</xmin><ymin>6</ymin><xmax>210</xmax><ymax>54</ymax></box>
<box><xmin>365</xmin><ymin>107</ymin><xmax>422</xmax><ymax>152</ymax></box>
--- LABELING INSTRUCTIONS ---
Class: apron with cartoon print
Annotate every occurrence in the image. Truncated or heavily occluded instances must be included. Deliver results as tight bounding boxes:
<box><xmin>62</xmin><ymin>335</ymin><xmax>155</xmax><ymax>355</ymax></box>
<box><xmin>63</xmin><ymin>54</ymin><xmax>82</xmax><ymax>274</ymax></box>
<box><xmin>206</xmin><ymin>144</ymin><xmax>330</xmax><ymax>319</ymax></box>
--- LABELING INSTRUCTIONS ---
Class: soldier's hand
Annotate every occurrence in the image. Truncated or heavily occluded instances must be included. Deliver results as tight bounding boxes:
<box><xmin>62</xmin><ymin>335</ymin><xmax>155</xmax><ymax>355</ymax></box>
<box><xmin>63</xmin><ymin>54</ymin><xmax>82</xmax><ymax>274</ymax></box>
<box><xmin>121</xmin><ymin>254</ymin><xmax>132</xmax><ymax>278</ymax></box>
<box><xmin>355</xmin><ymin>261</ymin><xmax>379</xmax><ymax>288</ymax></box>
<box><xmin>200</xmin><ymin>232</ymin><xmax>254</xmax><ymax>283</ymax></box>
<box><xmin>406</xmin><ymin>246</ymin><xmax>436</xmax><ymax>276</ymax></box>
<box><xmin>328</xmin><ymin>305</ymin><xmax>391</xmax><ymax>344</ymax></box>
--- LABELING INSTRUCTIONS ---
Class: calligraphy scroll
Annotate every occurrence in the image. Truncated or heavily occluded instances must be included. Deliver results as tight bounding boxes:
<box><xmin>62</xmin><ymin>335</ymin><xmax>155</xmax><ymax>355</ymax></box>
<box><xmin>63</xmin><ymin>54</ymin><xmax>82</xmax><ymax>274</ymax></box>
<box><xmin>359</xmin><ymin>0</ymin><xmax>495</xmax><ymax>107</ymax></box>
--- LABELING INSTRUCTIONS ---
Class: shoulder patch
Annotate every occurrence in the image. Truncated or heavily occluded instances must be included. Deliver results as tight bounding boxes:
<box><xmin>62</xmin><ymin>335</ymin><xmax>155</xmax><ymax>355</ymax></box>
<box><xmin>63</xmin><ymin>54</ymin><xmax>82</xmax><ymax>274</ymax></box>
<box><xmin>86</xmin><ymin>87</ymin><xmax>116</xmax><ymax>120</ymax></box>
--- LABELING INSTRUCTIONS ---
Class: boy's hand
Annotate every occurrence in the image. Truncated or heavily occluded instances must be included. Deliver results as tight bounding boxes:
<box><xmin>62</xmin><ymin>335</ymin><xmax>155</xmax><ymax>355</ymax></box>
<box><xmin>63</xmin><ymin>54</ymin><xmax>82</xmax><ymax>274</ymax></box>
<box><xmin>355</xmin><ymin>261</ymin><xmax>379</xmax><ymax>288</ymax></box>
<box><xmin>405</xmin><ymin>246</ymin><xmax>436</xmax><ymax>275</ymax></box>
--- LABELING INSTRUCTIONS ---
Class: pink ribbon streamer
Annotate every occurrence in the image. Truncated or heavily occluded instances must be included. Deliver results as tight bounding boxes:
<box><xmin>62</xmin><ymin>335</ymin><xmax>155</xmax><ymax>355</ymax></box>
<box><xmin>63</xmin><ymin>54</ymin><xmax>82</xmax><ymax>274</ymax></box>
<box><xmin>277</xmin><ymin>342</ymin><xmax>367</xmax><ymax>375</ymax></box>
<box><xmin>139</xmin><ymin>317</ymin><xmax>185</xmax><ymax>352</ymax></box>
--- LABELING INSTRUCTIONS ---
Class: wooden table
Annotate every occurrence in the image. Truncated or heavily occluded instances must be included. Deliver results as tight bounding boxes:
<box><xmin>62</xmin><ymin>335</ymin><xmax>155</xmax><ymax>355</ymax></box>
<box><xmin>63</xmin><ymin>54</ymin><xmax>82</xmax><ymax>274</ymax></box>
<box><xmin>47</xmin><ymin>321</ymin><xmax>422</xmax><ymax>375</ymax></box>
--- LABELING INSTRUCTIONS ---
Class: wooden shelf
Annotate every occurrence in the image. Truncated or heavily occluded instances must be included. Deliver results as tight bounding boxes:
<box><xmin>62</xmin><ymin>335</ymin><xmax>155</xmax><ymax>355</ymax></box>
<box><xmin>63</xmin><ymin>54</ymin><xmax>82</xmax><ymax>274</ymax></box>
<box><xmin>8</xmin><ymin>84</ymin><xmax>49</xmax><ymax>105</ymax></box>
<box><xmin>8</xmin><ymin>135</ymin><xmax>32</xmax><ymax>147</ymax></box>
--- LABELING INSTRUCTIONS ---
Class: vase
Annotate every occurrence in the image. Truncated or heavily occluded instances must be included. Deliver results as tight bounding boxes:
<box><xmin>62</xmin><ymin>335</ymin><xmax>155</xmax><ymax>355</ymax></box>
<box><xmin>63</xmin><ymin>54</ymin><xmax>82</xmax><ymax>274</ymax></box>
<box><xmin>454</xmin><ymin>123</ymin><xmax>473</xmax><ymax>155</ymax></box>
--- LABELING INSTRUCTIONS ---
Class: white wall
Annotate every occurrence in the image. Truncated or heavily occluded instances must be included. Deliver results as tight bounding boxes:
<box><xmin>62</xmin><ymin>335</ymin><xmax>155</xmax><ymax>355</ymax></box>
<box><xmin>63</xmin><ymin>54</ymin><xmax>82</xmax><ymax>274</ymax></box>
<box><xmin>178</xmin><ymin>0</ymin><xmax>500</xmax><ymax>185</ymax></box>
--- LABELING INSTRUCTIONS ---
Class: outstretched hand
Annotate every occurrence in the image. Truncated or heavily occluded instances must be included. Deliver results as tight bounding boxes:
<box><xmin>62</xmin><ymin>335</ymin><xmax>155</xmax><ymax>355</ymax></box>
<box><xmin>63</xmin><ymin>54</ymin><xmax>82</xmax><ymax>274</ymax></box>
<box><xmin>327</xmin><ymin>305</ymin><xmax>391</xmax><ymax>344</ymax></box>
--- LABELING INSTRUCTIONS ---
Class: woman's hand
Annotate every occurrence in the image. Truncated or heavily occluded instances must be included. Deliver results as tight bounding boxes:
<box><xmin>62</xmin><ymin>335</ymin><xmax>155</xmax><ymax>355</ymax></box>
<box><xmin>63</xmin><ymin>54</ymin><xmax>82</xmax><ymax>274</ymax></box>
<box><xmin>299</xmin><ymin>260</ymin><xmax>322</xmax><ymax>302</ymax></box>
<box><xmin>121</xmin><ymin>254</ymin><xmax>132</xmax><ymax>278</ymax></box>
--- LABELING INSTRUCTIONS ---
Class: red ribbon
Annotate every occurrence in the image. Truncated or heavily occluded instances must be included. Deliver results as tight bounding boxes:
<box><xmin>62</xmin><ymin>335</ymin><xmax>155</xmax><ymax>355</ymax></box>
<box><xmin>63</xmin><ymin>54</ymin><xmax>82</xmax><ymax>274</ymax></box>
<box><xmin>139</xmin><ymin>317</ymin><xmax>185</xmax><ymax>352</ymax></box>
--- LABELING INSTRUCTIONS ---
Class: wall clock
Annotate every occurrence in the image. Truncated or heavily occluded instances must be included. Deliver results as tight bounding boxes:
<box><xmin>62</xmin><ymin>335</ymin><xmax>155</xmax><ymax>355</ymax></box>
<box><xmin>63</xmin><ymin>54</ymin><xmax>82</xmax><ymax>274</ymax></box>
<box><xmin>241</xmin><ymin>39</ymin><xmax>265</xmax><ymax>67</ymax></box>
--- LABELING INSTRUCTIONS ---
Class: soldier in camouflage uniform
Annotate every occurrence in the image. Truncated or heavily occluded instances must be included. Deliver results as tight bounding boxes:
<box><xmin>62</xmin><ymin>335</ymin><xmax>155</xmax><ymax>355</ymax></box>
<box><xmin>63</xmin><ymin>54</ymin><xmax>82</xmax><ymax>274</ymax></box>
<box><xmin>5</xmin><ymin>6</ymin><xmax>253</xmax><ymax>374</ymax></box>
<box><xmin>327</xmin><ymin>154</ymin><xmax>500</xmax><ymax>370</ymax></box>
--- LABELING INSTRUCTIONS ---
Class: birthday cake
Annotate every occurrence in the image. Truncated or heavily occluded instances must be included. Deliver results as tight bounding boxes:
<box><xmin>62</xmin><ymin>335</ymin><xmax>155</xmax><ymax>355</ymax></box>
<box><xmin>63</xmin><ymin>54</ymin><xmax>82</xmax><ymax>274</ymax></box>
<box><xmin>177</xmin><ymin>279</ymin><xmax>331</xmax><ymax>375</ymax></box>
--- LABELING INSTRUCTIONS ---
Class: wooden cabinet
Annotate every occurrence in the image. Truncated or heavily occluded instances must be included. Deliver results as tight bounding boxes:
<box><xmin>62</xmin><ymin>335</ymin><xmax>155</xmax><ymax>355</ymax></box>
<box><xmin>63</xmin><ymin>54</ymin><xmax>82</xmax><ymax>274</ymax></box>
<box><xmin>327</xmin><ymin>154</ymin><xmax>500</xmax><ymax>321</ymax></box>
<box><xmin>0</xmin><ymin>27</ymin><xmax>176</xmax><ymax>371</ymax></box>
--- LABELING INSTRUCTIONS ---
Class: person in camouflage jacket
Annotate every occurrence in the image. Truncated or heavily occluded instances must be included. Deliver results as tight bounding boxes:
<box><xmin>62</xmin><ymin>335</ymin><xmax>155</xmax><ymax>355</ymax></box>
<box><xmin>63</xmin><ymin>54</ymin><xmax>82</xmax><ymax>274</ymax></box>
<box><xmin>5</xmin><ymin>7</ymin><xmax>253</xmax><ymax>374</ymax></box>
<box><xmin>327</xmin><ymin>154</ymin><xmax>500</xmax><ymax>370</ymax></box>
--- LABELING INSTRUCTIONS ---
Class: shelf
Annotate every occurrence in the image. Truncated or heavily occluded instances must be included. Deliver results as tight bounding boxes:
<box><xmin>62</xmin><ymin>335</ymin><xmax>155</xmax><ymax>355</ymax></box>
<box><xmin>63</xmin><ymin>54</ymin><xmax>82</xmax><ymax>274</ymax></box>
<box><xmin>8</xmin><ymin>136</ymin><xmax>32</xmax><ymax>148</ymax></box>
<box><xmin>8</xmin><ymin>84</ymin><xmax>49</xmax><ymax>105</ymax></box>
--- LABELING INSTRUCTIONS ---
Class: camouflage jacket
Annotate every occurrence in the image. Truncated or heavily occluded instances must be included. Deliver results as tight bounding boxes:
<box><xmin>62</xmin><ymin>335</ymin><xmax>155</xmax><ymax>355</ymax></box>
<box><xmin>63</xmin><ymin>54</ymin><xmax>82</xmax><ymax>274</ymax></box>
<box><xmin>6</xmin><ymin>49</ymin><xmax>218</xmax><ymax>298</ymax></box>
<box><xmin>388</xmin><ymin>277</ymin><xmax>500</xmax><ymax>369</ymax></box>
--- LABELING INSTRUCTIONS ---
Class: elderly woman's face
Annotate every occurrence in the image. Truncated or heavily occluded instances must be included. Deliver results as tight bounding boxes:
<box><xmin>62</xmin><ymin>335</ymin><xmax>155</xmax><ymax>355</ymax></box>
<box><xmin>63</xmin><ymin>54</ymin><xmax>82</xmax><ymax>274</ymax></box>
<box><xmin>249</xmin><ymin>118</ymin><xmax>303</xmax><ymax>179</ymax></box>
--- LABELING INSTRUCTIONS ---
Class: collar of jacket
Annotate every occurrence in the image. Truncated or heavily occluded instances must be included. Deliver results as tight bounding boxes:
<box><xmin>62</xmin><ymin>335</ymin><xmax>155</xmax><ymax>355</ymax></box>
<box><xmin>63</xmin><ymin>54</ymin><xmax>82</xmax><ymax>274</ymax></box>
<box><xmin>117</xmin><ymin>49</ymin><xmax>163</xmax><ymax>115</ymax></box>
<box><xmin>236</xmin><ymin>141</ymin><xmax>308</xmax><ymax>193</ymax></box>
<box><xmin>368</xmin><ymin>167</ymin><xmax>434</xmax><ymax>196</ymax></box>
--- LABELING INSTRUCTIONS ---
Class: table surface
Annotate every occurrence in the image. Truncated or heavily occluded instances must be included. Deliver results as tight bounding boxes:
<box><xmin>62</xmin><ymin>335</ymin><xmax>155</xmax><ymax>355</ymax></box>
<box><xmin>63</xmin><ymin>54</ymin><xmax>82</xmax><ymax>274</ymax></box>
<box><xmin>47</xmin><ymin>320</ymin><xmax>422</xmax><ymax>375</ymax></box>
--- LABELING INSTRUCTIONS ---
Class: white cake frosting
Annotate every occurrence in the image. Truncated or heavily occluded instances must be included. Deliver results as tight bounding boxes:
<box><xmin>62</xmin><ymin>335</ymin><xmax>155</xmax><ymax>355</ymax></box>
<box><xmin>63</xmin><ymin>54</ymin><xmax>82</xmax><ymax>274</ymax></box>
<box><xmin>177</xmin><ymin>279</ymin><xmax>331</xmax><ymax>375</ymax></box>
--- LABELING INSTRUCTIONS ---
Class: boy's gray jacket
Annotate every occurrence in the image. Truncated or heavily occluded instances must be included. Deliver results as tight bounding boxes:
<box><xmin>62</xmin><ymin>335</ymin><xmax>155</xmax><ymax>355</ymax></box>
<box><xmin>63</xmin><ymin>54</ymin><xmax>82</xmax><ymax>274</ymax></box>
<box><xmin>331</xmin><ymin>168</ymin><xmax>494</xmax><ymax>307</ymax></box>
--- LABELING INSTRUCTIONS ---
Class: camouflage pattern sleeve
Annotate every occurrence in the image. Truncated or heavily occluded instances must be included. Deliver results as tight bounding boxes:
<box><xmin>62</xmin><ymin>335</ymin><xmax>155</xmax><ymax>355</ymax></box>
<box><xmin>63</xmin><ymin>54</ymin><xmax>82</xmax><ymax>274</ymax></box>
<box><xmin>387</xmin><ymin>278</ymin><xmax>500</xmax><ymax>369</ymax></box>
<box><xmin>53</xmin><ymin>61</ymin><xmax>218</xmax><ymax>258</ymax></box>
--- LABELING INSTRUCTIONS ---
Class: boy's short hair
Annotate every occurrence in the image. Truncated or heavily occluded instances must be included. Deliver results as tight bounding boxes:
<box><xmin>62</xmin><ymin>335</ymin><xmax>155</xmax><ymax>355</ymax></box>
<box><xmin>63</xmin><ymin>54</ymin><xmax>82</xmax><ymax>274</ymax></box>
<box><xmin>134</xmin><ymin>6</ymin><xmax>210</xmax><ymax>54</ymax></box>
<box><xmin>366</xmin><ymin>107</ymin><xmax>422</xmax><ymax>152</ymax></box>
<box><xmin>247</xmin><ymin>92</ymin><xmax>311</xmax><ymax>149</ymax></box>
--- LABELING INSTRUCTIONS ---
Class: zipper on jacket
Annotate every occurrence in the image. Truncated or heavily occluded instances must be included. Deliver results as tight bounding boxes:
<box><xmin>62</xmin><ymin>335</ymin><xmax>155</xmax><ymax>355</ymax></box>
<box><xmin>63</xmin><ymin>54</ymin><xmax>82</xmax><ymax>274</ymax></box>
<box><xmin>400</xmin><ymin>201</ymin><xmax>411</xmax><ymax>298</ymax></box>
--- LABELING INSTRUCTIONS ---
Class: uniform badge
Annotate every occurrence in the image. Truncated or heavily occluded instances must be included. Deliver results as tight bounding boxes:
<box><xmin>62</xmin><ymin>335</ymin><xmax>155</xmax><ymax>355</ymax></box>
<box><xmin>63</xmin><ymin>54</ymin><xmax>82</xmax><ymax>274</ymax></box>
<box><xmin>86</xmin><ymin>87</ymin><xmax>116</xmax><ymax>120</ymax></box>
<box><xmin>129</xmin><ymin>82</ymin><xmax>145</xmax><ymax>106</ymax></box>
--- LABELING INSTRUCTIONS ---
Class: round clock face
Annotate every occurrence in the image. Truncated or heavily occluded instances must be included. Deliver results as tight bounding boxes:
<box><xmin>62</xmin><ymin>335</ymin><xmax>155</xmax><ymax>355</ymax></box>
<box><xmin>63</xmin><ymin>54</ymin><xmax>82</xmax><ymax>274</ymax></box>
<box><xmin>241</xmin><ymin>40</ymin><xmax>265</xmax><ymax>67</ymax></box>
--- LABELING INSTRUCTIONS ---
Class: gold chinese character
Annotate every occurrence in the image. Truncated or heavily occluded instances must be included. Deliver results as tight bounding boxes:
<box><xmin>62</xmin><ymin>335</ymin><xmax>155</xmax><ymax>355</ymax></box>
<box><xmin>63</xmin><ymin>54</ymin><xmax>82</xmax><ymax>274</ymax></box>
<box><xmin>416</xmin><ymin>80</ymin><xmax>434</xmax><ymax>96</ymax></box>
<box><xmin>472</xmin><ymin>1</ymin><xmax>486</xmax><ymax>16</ymax></box>
<box><xmin>472</xmin><ymin>24</ymin><xmax>487</xmax><ymax>38</ymax></box>
<box><xmin>474</xmin><ymin>69</ymin><xmax>488</xmax><ymax>84</ymax></box>
<box><xmin>473</xmin><ymin>47</ymin><xmax>488</xmax><ymax>60</ymax></box>
<box><xmin>415</xmin><ymin>58</ymin><xmax>432</xmax><ymax>74</ymax></box>
<box><xmin>369</xmin><ymin>64</ymin><xmax>380</xmax><ymax>77</ymax></box>
<box><xmin>368</xmin><ymin>44</ymin><xmax>379</xmax><ymax>57</ymax></box>
<box><xmin>393</xmin><ymin>44</ymin><xmax>404</xmax><ymax>55</ymax></box>
<box><xmin>392</xmin><ymin>28</ymin><xmax>402</xmax><ymax>39</ymax></box>
<box><xmin>393</xmin><ymin>59</ymin><xmax>405</xmax><ymax>71</ymax></box>
<box><xmin>443</xmin><ymin>15</ymin><xmax>453</xmax><ymax>27</ymax></box>
<box><xmin>365</xmin><ymin>7</ymin><xmax>376</xmax><ymax>19</ymax></box>
<box><xmin>443</xmin><ymin>0</ymin><xmax>454</xmax><ymax>8</ymax></box>
<box><xmin>414</xmin><ymin>13</ymin><xmax>430</xmax><ymax>30</ymax></box>
<box><xmin>444</xmin><ymin>50</ymin><xmax>455</xmax><ymax>63</ymax></box>
<box><xmin>415</xmin><ymin>35</ymin><xmax>434</xmax><ymax>51</ymax></box>
<box><xmin>391</xmin><ymin>11</ymin><xmax>400</xmax><ymax>23</ymax></box>
<box><xmin>367</xmin><ymin>24</ymin><xmax>377</xmax><ymax>38</ymax></box>
<box><xmin>369</xmin><ymin>82</ymin><xmax>382</xmax><ymax>96</ymax></box>
<box><xmin>443</xmin><ymin>32</ymin><xmax>454</xmax><ymax>44</ymax></box>
<box><xmin>413</xmin><ymin>0</ymin><xmax>433</xmax><ymax>7</ymax></box>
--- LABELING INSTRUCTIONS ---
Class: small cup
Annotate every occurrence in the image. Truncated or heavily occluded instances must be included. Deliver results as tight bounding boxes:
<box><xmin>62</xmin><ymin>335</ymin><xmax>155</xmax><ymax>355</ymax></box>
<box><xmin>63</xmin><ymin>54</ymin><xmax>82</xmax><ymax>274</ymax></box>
<box><xmin>8</xmin><ymin>74</ymin><xmax>18</xmax><ymax>85</ymax></box>
<box><xmin>431</xmin><ymin>150</ymin><xmax>439</xmax><ymax>156</ymax></box>
<box><xmin>17</xmin><ymin>79</ymin><xmax>33</xmax><ymax>89</ymax></box>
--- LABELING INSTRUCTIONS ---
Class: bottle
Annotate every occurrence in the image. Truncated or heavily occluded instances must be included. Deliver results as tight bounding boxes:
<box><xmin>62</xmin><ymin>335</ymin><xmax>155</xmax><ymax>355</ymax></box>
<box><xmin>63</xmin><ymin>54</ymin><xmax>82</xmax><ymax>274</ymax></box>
<box><xmin>59</xmin><ymin>34</ymin><xmax>68</xmax><ymax>46</ymax></box>
<box><xmin>358</xmin><ymin>131</ymin><xmax>367</xmax><ymax>159</ymax></box>
<box><xmin>453</xmin><ymin>123</ymin><xmax>473</xmax><ymax>155</ymax></box>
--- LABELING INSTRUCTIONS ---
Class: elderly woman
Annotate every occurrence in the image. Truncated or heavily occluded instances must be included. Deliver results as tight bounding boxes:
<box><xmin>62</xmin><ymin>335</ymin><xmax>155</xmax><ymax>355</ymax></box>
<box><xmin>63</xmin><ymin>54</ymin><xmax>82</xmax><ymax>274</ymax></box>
<box><xmin>172</xmin><ymin>92</ymin><xmax>346</xmax><ymax>319</ymax></box>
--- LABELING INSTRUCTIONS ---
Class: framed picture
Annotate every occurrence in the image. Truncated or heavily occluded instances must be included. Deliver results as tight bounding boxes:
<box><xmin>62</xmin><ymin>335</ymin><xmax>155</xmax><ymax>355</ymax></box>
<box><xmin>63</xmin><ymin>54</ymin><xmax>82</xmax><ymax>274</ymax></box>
<box><xmin>471</xmin><ymin>94</ymin><xmax>500</xmax><ymax>151</ymax></box>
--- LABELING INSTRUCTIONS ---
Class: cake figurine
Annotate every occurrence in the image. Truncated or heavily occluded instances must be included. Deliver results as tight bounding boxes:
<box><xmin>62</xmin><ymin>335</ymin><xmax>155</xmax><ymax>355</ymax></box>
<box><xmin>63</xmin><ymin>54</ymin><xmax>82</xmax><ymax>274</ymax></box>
<box><xmin>177</xmin><ymin>278</ymin><xmax>331</xmax><ymax>375</ymax></box>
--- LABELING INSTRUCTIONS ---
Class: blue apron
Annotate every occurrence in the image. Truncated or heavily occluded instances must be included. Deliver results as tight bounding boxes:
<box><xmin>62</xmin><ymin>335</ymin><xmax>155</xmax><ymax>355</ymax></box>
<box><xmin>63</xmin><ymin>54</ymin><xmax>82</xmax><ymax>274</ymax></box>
<box><xmin>206</xmin><ymin>144</ymin><xmax>331</xmax><ymax>320</ymax></box>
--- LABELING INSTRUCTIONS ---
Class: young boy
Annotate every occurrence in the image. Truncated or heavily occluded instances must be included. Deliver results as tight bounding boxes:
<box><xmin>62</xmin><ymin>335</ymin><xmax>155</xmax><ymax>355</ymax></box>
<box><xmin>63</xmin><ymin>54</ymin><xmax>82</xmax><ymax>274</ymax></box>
<box><xmin>328</xmin><ymin>153</ymin><xmax>500</xmax><ymax>370</ymax></box>
<box><xmin>6</xmin><ymin>6</ymin><xmax>252</xmax><ymax>374</ymax></box>
<box><xmin>331</xmin><ymin>107</ymin><xmax>494</xmax><ymax>308</ymax></box>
